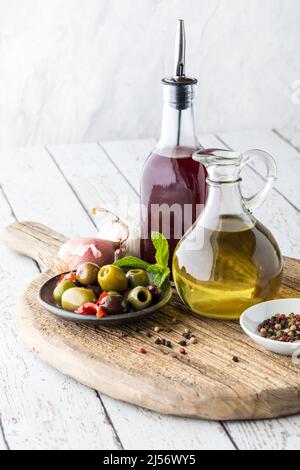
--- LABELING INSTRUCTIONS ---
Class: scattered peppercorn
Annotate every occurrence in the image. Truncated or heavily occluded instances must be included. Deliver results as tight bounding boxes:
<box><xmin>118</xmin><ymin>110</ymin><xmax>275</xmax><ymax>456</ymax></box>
<box><xmin>154</xmin><ymin>326</ymin><xmax>161</xmax><ymax>333</ymax></box>
<box><xmin>179</xmin><ymin>348</ymin><xmax>186</xmax><ymax>355</ymax></box>
<box><xmin>165</xmin><ymin>341</ymin><xmax>172</xmax><ymax>349</ymax></box>
<box><xmin>189</xmin><ymin>337</ymin><xmax>197</xmax><ymax>345</ymax></box>
<box><xmin>258</xmin><ymin>313</ymin><xmax>300</xmax><ymax>343</ymax></box>
<box><xmin>140</xmin><ymin>348</ymin><xmax>147</xmax><ymax>354</ymax></box>
<box><xmin>232</xmin><ymin>356</ymin><xmax>239</xmax><ymax>363</ymax></box>
<box><xmin>182</xmin><ymin>332</ymin><xmax>192</xmax><ymax>340</ymax></box>
<box><xmin>117</xmin><ymin>331</ymin><xmax>128</xmax><ymax>338</ymax></box>
<box><xmin>161</xmin><ymin>339</ymin><xmax>166</xmax><ymax>346</ymax></box>
<box><xmin>179</xmin><ymin>340</ymin><xmax>187</xmax><ymax>347</ymax></box>
<box><xmin>155</xmin><ymin>338</ymin><xmax>162</xmax><ymax>345</ymax></box>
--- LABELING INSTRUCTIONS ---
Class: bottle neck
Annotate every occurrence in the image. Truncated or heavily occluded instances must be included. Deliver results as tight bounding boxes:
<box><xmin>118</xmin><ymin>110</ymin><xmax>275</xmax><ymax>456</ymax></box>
<box><xmin>158</xmin><ymin>100</ymin><xmax>199</xmax><ymax>151</ymax></box>
<box><xmin>201</xmin><ymin>180</ymin><xmax>254</xmax><ymax>230</ymax></box>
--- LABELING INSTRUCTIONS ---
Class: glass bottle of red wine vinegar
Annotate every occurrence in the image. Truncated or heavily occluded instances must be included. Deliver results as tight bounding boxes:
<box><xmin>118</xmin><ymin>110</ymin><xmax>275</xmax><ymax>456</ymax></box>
<box><xmin>140</xmin><ymin>20</ymin><xmax>207</xmax><ymax>268</ymax></box>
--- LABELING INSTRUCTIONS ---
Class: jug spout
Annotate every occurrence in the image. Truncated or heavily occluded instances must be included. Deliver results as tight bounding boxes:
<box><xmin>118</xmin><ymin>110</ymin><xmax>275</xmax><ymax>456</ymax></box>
<box><xmin>193</xmin><ymin>149</ymin><xmax>242</xmax><ymax>183</ymax></box>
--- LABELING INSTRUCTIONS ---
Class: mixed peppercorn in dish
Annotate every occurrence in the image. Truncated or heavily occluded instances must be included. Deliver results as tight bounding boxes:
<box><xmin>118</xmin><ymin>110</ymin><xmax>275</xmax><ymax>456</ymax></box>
<box><xmin>258</xmin><ymin>313</ymin><xmax>300</xmax><ymax>343</ymax></box>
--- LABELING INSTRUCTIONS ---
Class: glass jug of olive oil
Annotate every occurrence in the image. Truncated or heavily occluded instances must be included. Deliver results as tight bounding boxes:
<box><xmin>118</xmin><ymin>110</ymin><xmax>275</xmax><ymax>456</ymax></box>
<box><xmin>173</xmin><ymin>149</ymin><xmax>284</xmax><ymax>320</ymax></box>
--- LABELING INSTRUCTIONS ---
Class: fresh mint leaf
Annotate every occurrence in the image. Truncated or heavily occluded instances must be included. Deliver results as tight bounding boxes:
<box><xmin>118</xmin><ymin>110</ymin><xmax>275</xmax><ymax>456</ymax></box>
<box><xmin>147</xmin><ymin>264</ymin><xmax>164</xmax><ymax>274</ymax></box>
<box><xmin>114</xmin><ymin>256</ymin><xmax>150</xmax><ymax>271</ymax></box>
<box><xmin>154</xmin><ymin>267</ymin><xmax>171</xmax><ymax>288</ymax></box>
<box><xmin>114</xmin><ymin>233</ymin><xmax>171</xmax><ymax>288</ymax></box>
<box><xmin>151</xmin><ymin>232</ymin><xmax>169</xmax><ymax>268</ymax></box>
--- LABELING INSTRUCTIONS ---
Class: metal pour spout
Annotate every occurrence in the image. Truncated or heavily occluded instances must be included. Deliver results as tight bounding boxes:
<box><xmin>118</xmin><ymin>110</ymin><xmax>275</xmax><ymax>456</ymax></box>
<box><xmin>175</xmin><ymin>19</ymin><xmax>186</xmax><ymax>77</ymax></box>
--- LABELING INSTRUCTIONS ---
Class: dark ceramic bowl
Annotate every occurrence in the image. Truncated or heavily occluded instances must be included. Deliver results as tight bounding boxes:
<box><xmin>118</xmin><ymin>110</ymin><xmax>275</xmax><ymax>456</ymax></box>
<box><xmin>38</xmin><ymin>273</ymin><xmax>172</xmax><ymax>326</ymax></box>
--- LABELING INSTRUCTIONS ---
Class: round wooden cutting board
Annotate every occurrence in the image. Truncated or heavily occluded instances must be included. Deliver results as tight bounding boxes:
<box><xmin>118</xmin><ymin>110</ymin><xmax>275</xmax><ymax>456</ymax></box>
<box><xmin>3</xmin><ymin>221</ymin><xmax>300</xmax><ymax>421</ymax></box>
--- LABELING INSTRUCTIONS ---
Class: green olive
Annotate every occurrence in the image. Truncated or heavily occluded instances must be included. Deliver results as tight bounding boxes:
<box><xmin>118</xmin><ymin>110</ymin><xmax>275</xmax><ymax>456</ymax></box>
<box><xmin>98</xmin><ymin>265</ymin><xmax>128</xmax><ymax>293</ymax></box>
<box><xmin>127</xmin><ymin>287</ymin><xmax>152</xmax><ymax>311</ymax></box>
<box><xmin>61</xmin><ymin>288</ymin><xmax>97</xmax><ymax>312</ymax></box>
<box><xmin>53</xmin><ymin>281</ymin><xmax>76</xmax><ymax>303</ymax></box>
<box><xmin>126</xmin><ymin>269</ymin><xmax>149</xmax><ymax>289</ymax></box>
<box><xmin>76</xmin><ymin>262</ymin><xmax>100</xmax><ymax>286</ymax></box>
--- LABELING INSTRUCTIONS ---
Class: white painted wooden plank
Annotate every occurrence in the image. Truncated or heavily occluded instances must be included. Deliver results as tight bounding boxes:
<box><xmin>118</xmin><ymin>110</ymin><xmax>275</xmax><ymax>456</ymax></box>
<box><xmin>49</xmin><ymin>142</ymin><xmax>235</xmax><ymax>451</ymax></box>
<box><xmin>0</xmin><ymin>148</ymin><xmax>94</xmax><ymax>239</ymax></box>
<box><xmin>218</xmin><ymin>129</ymin><xmax>300</xmax><ymax>162</ymax></box>
<box><xmin>0</xmin><ymin>431</ymin><xmax>7</xmax><ymax>450</ymax></box>
<box><xmin>278</xmin><ymin>128</ymin><xmax>300</xmax><ymax>151</ymax></box>
<box><xmin>221</xmin><ymin>419</ymin><xmax>300</xmax><ymax>451</ymax></box>
<box><xmin>104</xmin><ymin>134</ymin><xmax>300</xmax><ymax>450</ymax></box>
<box><xmin>100</xmin><ymin>397</ymin><xmax>235</xmax><ymax>451</ymax></box>
<box><xmin>217</xmin><ymin>129</ymin><xmax>300</xmax><ymax>211</ymax></box>
<box><xmin>47</xmin><ymin>143</ymin><xmax>139</xmax><ymax>223</ymax></box>
<box><xmin>101</xmin><ymin>139</ymin><xmax>156</xmax><ymax>193</ymax></box>
<box><xmin>0</xmin><ymin>153</ymin><xmax>121</xmax><ymax>450</ymax></box>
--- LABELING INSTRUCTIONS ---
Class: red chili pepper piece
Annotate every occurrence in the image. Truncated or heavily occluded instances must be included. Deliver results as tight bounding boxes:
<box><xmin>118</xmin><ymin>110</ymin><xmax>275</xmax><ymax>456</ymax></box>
<box><xmin>139</xmin><ymin>348</ymin><xmax>147</xmax><ymax>354</ymax></box>
<box><xmin>97</xmin><ymin>292</ymin><xmax>109</xmax><ymax>306</ymax></box>
<box><xmin>96</xmin><ymin>307</ymin><xmax>106</xmax><ymax>318</ymax></box>
<box><xmin>57</xmin><ymin>271</ymin><xmax>77</xmax><ymax>286</ymax></box>
<box><xmin>56</xmin><ymin>274</ymin><xmax>65</xmax><ymax>286</ymax></box>
<box><xmin>179</xmin><ymin>348</ymin><xmax>186</xmax><ymax>355</ymax></box>
<box><xmin>75</xmin><ymin>303</ymin><xmax>98</xmax><ymax>316</ymax></box>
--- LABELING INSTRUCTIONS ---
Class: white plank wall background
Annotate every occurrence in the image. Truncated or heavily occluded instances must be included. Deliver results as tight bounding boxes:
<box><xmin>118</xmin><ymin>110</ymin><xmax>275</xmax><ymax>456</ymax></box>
<box><xmin>0</xmin><ymin>128</ymin><xmax>300</xmax><ymax>449</ymax></box>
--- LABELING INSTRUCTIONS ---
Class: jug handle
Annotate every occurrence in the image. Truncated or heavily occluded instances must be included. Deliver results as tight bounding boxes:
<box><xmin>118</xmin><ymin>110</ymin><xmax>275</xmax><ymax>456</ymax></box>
<box><xmin>240</xmin><ymin>149</ymin><xmax>278</xmax><ymax>210</ymax></box>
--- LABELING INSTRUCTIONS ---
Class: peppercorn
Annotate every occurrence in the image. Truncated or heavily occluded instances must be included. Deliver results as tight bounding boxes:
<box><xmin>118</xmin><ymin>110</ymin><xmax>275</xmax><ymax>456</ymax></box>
<box><xmin>179</xmin><ymin>348</ymin><xmax>186</xmax><ymax>355</ymax></box>
<box><xmin>232</xmin><ymin>356</ymin><xmax>239</xmax><ymax>363</ymax></box>
<box><xmin>189</xmin><ymin>337</ymin><xmax>197</xmax><ymax>345</ymax></box>
<box><xmin>155</xmin><ymin>338</ymin><xmax>162</xmax><ymax>345</ymax></box>
<box><xmin>258</xmin><ymin>313</ymin><xmax>300</xmax><ymax>343</ymax></box>
<box><xmin>165</xmin><ymin>341</ymin><xmax>172</xmax><ymax>349</ymax></box>
<box><xmin>179</xmin><ymin>340</ymin><xmax>187</xmax><ymax>347</ymax></box>
<box><xmin>140</xmin><ymin>348</ymin><xmax>147</xmax><ymax>354</ymax></box>
<box><xmin>182</xmin><ymin>332</ymin><xmax>193</xmax><ymax>340</ymax></box>
<box><xmin>117</xmin><ymin>331</ymin><xmax>128</xmax><ymax>338</ymax></box>
<box><xmin>154</xmin><ymin>326</ymin><xmax>161</xmax><ymax>333</ymax></box>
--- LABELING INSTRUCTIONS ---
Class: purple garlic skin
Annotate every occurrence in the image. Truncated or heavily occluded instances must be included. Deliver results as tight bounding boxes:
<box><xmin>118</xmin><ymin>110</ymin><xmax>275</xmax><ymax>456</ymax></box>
<box><xmin>58</xmin><ymin>238</ymin><xmax>120</xmax><ymax>271</ymax></box>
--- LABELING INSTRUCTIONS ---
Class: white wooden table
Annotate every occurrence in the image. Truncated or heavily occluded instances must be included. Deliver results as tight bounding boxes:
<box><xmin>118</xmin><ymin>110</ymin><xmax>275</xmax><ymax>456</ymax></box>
<box><xmin>1</xmin><ymin>128</ymin><xmax>300</xmax><ymax>450</ymax></box>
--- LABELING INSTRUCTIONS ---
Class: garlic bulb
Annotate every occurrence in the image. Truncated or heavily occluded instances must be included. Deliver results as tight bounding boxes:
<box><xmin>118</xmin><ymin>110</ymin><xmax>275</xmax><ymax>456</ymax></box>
<box><xmin>58</xmin><ymin>206</ymin><xmax>140</xmax><ymax>270</ymax></box>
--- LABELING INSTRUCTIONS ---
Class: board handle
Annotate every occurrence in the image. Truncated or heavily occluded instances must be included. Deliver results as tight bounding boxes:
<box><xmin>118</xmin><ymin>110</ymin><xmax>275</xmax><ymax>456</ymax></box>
<box><xmin>0</xmin><ymin>221</ymin><xmax>68</xmax><ymax>272</ymax></box>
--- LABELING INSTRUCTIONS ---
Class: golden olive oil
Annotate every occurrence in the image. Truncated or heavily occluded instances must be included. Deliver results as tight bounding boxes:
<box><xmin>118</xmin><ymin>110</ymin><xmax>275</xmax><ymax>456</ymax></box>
<box><xmin>173</xmin><ymin>215</ymin><xmax>283</xmax><ymax>320</ymax></box>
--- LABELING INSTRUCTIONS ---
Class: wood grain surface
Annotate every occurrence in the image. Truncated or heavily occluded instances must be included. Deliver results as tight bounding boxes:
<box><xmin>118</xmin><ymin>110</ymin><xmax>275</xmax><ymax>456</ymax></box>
<box><xmin>3</xmin><ymin>221</ymin><xmax>300</xmax><ymax>421</ymax></box>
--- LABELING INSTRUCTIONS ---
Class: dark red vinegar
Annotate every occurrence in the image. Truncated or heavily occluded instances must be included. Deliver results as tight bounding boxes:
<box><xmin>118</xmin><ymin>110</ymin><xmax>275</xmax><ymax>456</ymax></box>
<box><xmin>140</xmin><ymin>147</ymin><xmax>207</xmax><ymax>269</ymax></box>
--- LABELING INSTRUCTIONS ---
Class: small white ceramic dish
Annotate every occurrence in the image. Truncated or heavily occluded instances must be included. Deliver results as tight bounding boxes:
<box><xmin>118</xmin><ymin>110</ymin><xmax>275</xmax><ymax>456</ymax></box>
<box><xmin>240</xmin><ymin>298</ymin><xmax>300</xmax><ymax>356</ymax></box>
